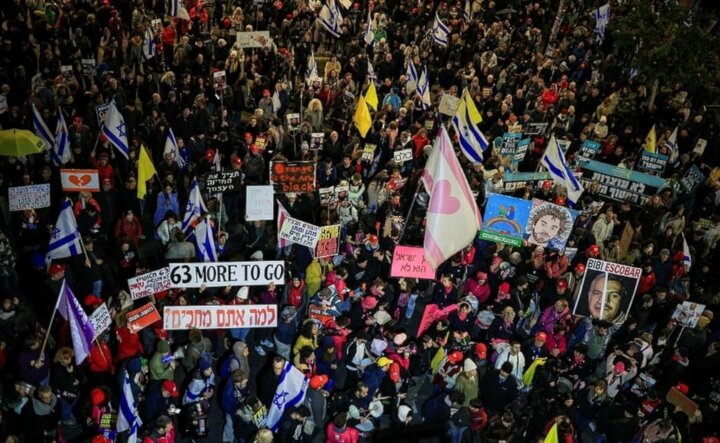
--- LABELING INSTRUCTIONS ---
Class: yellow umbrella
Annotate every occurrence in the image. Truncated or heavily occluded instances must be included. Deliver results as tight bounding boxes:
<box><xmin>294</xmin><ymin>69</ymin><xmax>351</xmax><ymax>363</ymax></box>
<box><xmin>0</xmin><ymin>129</ymin><xmax>46</xmax><ymax>157</ymax></box>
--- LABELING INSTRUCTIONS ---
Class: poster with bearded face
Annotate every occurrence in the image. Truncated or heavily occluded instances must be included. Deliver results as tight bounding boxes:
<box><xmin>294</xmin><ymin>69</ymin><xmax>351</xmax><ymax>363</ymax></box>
<box><xmin>572</xmin><ymin>259</ymin><xmax>641</xmax><ymax>323</ymax></box>
<box><xmin>524</xmin><ymin>199</ymin><xmax>577</xmax><ymax>251</ymax></box>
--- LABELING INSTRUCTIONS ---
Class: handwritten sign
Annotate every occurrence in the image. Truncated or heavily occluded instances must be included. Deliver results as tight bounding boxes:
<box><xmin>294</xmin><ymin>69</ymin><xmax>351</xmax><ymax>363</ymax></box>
<box><xmin>319</xmin><ymin>186</ymin><xmax>348</xmax><ymax>207</ymax></box>
<box><xmin>88</xmin><ymin>303</ymin><xmax>112</xmax><ymax>340</ymax></box>
<box><xmin>95</xmin><ymin>103</ymin><xmax>110</xmax><ymax>125</ymax></box>
<box><xmin>315</xmin><ymin>224</ymin><xmax>341</xmax><ymax>258</ymax></box>
<box><xmin>680</xmin><ymin>165</ymin><xmax>704</xmax><ymax>193</ymax></box>
<box><xmin>393</xmin><ymin>148</ymin><xmax>413</xmax><ymax>164</ymax></box>
<box><xmin>391</xmin><ymin>245</ymin><xmax>437</xmax><ymax>279</ymax></box>
<box><xmin>438</xmin><ymin>93</ymin><xmax>460</xmax><ymax>116</ymax></box>
<box><xmin>126</xmin><ymin>302</ymin><xmax>161</xmax><ymax>333</ymax></box>
<box><xmin>61</xmin><ymin>169</ymin><xmax>100</xmax><ymax>192</ymax></box>
<box><xmin>213</xmin><ymin>70</ymin><xmax>226</xmax><ymax>90</ymax></box>
<box><xmin>169</xmin><ymin>261</ymin><xmax>285</xmax><ymax>288</ymax></box>
<box><xmin>361</xmin><ymin>143</ymin><xmax>377</xmax><ymax>161</ymax></box>
<box><xmin>163</xmin><ymin>305</ymin><xmax>278</xmax><ymax>330</ymax></box>
<box><xmin>245</xmin><ymin>185</ymin><xmax>274</xmax><ymax>221</ymax></box>
<box><xmin>523</xmin><ymin>122</ymin><xmax>549</xmax><ymax>136</ymax></box>
<box><xmin>270</xmin><ymin>161</ymin><xmax>316</xmax><ymax>193</ymax></box>
<box><xmin>236</xmin><ymin>31</ymin><xmax>272</xmax><ymax>48</ymax></box>
<box><xmin>205</xmin><ymin>171</ymin><xmax>242</xmax><ymax>193</ymax></box>
<box><xmin>693</xmin><ymin>138</ymin><xmax>707</xmax><ymax>156</ymax></box>
<box><xmin>8</xmin><ymin>184</ymin><xmax>51</xmax><ymax>211</ymax></box>
<box><xmin>127</xmin><ymin>267</ymin><xmax>171</xmax><ymax>300</ymax></box>
<box><xmin>279</xmin><ymin>216</ymin><xmax>321</xmax><ymax>248</ymax></box>
<box><xmin>81</xmin><ymin>59</ymin><xmax>96</xmax><ymax>76</ymax></box>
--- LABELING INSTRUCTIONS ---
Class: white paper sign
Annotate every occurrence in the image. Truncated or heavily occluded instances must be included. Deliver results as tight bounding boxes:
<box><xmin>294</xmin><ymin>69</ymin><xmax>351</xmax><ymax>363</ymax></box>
<box><xmin>127</xmin><ymin>267</ymin><xmax>171</xmax><ymax>300</ymax></box>
<box><xmin>236</xmin><ymin>31</ymin><xmax>272</xmax><ymax>48</ymax></box>
<box><xmin>89</xmin><ymin>303</ymin><xmax>112</xmax><ymax>340</ymax></box>
<box><xmin>164</xmin><ymin>304</ymin><xmax>278</xmax><ymax>330</ymax></box>
<box><xmin>245</xmin><ymin>185</ymin><xmax>275</xmax><ymax>221</ymax></box>
<box><xmin>279</xmin><ymin>217</ymin><xmax>321</xmax><ymax>248</ymax></box>
<box><xmin>393</xmin><ymin>148</ymin><xmax>413</xmax><ymax>164</ymax></box>
<box><xmin>438</xmin><ymin>93</ymin><xmax>461</xmax><ymax>116</ymax></box>
<box><xmin>169</xmin><ymin>261</ymin><xmax>286</xmax><ymax>288</ymax></box>
<box><xmin>8</xmin><ymin>184</ymin><xmax>51</xmax><ymax>211</ymax></box>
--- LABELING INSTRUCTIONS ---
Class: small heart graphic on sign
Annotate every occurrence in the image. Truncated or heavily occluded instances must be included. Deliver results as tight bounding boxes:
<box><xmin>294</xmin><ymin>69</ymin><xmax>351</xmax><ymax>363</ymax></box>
<box><xmin>69</xmin><ymin>175</ymin><xmax>92</xmax><ymax>187</ymax></box>
<box><xmin>428</xmin><ymin>180</ymin><xmax>460</xmax><ymax>215</ymax></box>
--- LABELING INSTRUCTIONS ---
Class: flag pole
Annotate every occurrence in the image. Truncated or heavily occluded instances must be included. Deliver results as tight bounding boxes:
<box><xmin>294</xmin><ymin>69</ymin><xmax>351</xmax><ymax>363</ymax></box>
<box><xmin>39</xmin><ymin>279</ymin><xmax>66</xmax><ymax>361</ymax></box>
<box><xmin>397</xmin><ymin>179</ymin><xmax>424</xmax><ymax>244</ymax></box>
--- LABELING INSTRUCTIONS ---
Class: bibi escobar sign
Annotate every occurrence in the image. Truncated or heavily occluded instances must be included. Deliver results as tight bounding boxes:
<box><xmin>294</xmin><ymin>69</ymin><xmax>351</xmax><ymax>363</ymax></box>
<box><xmin>169</xmin><ymin>261</ymin><xmax>285</xmax><ymax>288</ymax></box>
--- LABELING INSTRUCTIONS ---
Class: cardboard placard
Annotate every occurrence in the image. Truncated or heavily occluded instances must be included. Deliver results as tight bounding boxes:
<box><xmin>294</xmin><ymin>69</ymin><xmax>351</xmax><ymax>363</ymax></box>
<box><xmin>525</xmin><ymin>199</ymin><xmax>577</xmax><ymax>251</ymax></box>
<box><xmin>514</xmin><ymin>139</ymin><xmax>531</xmax><ymax>163</ymax></box>
<box><xmin>479</xmin><ymin>194</ymin><xmax>532</xmax><ymax>247</ymax></box>
<box><xmin>618</xmin><ymin>222</ymin><xmax>634</xmax><ymax>259</ymax></box>
<box><xmin>81</xmin><ymin>59</ymin><xmax>96</xmax><ymax>76</ymax></box>
<box><xmin>671</xmin><ymin>301</ymin><xmax>706</xmax><ymax>328</ymax></box>
<box><xmin>393</xmin><ymin>148</ymin><xmax>413</xmax><ymax>164</ymax></box>
<box><xmin>578</xmin><ymin>140</ymin><xmax>601</xmax><ymax>160</ymax></box>
<box><xmin>236</xmin><ymin>31</ymin><xmax>272</xmax><ymax>48</ymax></box>
<box><xmin>60</xmin><ymin>65</ymin><xmax>73</xmax><ymax>81</ymax></box>
<box><xmin>126</xmin><ymin>302</ymin><xmax>161</xmax><ymax>333</ymax></box>
<box><xmin>95</xmin><ymin>103</ymin><xmax>110</xmax><ymax>125</ymax></box>
<box><xmin>438</xmin><ymin>93</ymin><xmax>461</xmax><ymax>116</ymax></box>
<box><xmin>390</xmin><ymin>245</ymin><xmax>436</xmax><ymax>279</ymax></box>
<box><xmin>693</xmin><ymin>138</ymin><xmax>707</xmax><ymax>156</ymax></box>
<box><xmin>572</xmin><ymin>258</ymin><xmax>642</xmax><ymax>323</ymax></box>
<box><xmin>666</xmin><ymin>386</ymin><xmax>698</xmax><ymax>416</ymax></box>
<box><xmin>310</xmin><ymin>133</ymin><xmax>324</xmax><ymax>151</ymax></box>
<box><xmin>205</xmin><ymin>171</ymin><xmax>242</xmax><ymax>193</ymax></box>
<box><xmin>88</xmin><ymin>303</ymin><xmax>112</xmax><ymax>340</ymax></box>
<box><xmin>169</xmin><ymin>261</ymin><xmax>285</xmax><ymax>288</ymax></box>
<box><xmin>163</xmin><ymin>304</ymin><xmax>278</xmax><ymax>330</ymax></box>
<box><xmin>8</xmin><ymin>184</ymin><xmax>51</xmax><ymax>211</ymax></box>
<box><xmin>361</xmin><ymin>144</ymin><xmax>377</xmax><ymax>161</ymax></box>
<box><xmin>523</xmin><ymin>122</ymin><xmax>548</xmax><ymax>136</ymax></box>
<box><xmin>638</xmin><ymin>151</ymin><xmax>669</xmax><ymax>174</ymax></box>
<box><xmin>270</xmin><ymin>161</ymin><xmax>316</xmax><ymax>193</ymax></box>
<box><xmin>61</xmin><ymin>169</ymin><xmax>100</xmax><ymax>192</ymax></box>
<box><xmin>127</xmin><ymin>267</ymin><xmax>171</xmax><ymax>300</ymax></box>
<box><xmin>315</xmin><ymin>224</ymin><xmax>341</xmax><ymax>258</ymax></box>
<box><xmin>213</xmin><ymin>70</ymin><xmax>226</xmax><ymax>90</ymax></box>
<box><xmin>279</xmin><ymin>216</ymin><xmax>321</xmax><ymax>248</ymax></box>
<box><xmin>245</xmin><ymin>185</ymin><xmax>274</xmax><ymax>221</ymax></box>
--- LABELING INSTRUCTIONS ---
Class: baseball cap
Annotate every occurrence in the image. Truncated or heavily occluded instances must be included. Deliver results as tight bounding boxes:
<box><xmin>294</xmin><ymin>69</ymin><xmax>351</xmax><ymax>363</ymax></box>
<box><xmin>556</xmin><ymin>279</ymin><xmax>568</xmax><ymax>289</ymax></box>
<box><xmin>447</xmin><ymin>351</ymin><xmax>464</xmax><ymax>364</ymax></box>
<box><xmin>389</xmin><ymin>363</ymin><xmax>400</xmax><ymax>382</ymax></box>
<box><xmin>310</xmin><ymin>375</ymin><xmax>329</xmax><ymax>389</ymax></box>
<box><xmin>377</xmin><ymin>356</ymin><xmax>393</xmax><ymax>368</ymax></box>
<box><xmin>475</xmin><ymin>342</ymin><xmax>488</xmax><ymax>359</ymax></box>
<box><xmin>535</xmin><ymin>331</ymin><xmax>548</xmax><ymax>342</ymax></box>
<box><xmin>613</xmin><ymin>361</ymin><xmax>626</xmax><ymax>374</ymax></box>
<box><xmin>84</xmin><ymin>295</ymin><xmax>103</xmax><ymax>308</ymax></box>
<box><xmin>49</xmin><ymin>263</ymin><xmax>66</xmax><ymax>274</ymax></box>
<box><xmin>91</xmin><ymin>388</ymin><xmax>106</xmax><ymax>406</ymax></box>
<box><xmin>575</xmin><ymin>263</ymin><xmax>586</xmax><ymax>273</ymax></box>
<box><xmin>162</xmin><ymin>380</ymin><xmax>180</xmax><ymax>397</ymax></box>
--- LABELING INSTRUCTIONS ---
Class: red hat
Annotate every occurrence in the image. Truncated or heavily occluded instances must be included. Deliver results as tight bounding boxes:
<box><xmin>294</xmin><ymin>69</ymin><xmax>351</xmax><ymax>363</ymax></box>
<box><xmin>91</xmin><ymin>388</ymin><xmax>106</xmax><ymax>406</ymax></box>
<box><xmin>263</xmin><ymin>89</ymin><xmax>271</xmax><ymax>96</ymax></box>
<box><xmin>476</xmin><ymin>271</ymin><xmax>488</xmax><ymax>280</ymax></box>
<box><xmin>556</xmin><ymin>279</ymin><xmax>568</xmax><ymax>289</ymax></box>
<box><xmin>73</xmin><ymin>116</ymin><xmax>83</xmax><ymax>124</ymax></box>
<box><xmin>587</xmin><ymin>244</ymin><xmax>600</xmax><ymax>257</ymax></box>
<box><xmin>49</xmin><ymin>263</ymin><xmax>66</xmax><ymax>274</ymax></box>
<box><xmin>92</xmin><ymin>436</ymin><xmax>112</xmax><ymax>443</ymax></box>
<box><xmin>555</xmin><ymin>196</ymin><xmax>566</xmax><ymax>206</ymax></box>
<box><xmin>84</xmin><ymin>295</ymin><xmax>103</xmax><ymax>308</ymax></box>
<box><xmin>232</xmin><ymin>156</ymin><xmax>242</xmax><ymax>166</ymax></box>
<box><xmin>542</xmin><ymin>180</ymin><xmax>553</xmax><ymax>189</ymax></box>
<box><xmin>447</xmin><ymin>351</ymin><xmax>464</xmax><ymax>364</ymax></box>
<box><xmin>250</xmin><ymin>144</ymin><xmax>261</xmax><ymax>154</ymax></box>
<box><xmin>613</xmin><ymin>361</ymin><xmax>626</xmax><ymax>374</ymax></box>
<box><xmin>475</xmin><ymin>342</ymin><xmax>487</xmax><ymax>359</ymax></box>
<box><xmin>204</xmin><ymin>149</ymin><xmax>215</xmax><ymax>161</ymax></box>
<box><xmin>675</xmin><ymin>383</ymin><xmax>689</xmax><ymax>395</ymax></box>
<box><xmin>533</xmin><ymin>252</ymin><xmax>545</xmax><ymax>260</ymax></box>
<box><xmin>499</xmin><ymin>282</ymin><xmax>511</xmax><ymax>294</ymax></box>
<box><xmin>535</xmin><ymin>331</ymin><xmax>548</xmax><ymax>342</ymax></box>
<box><xmin>244</xmin><ymin>132</ymin><xmax>253</xmax><ymax>139</ymax></box>
<box><xmin>575</xmin><ymin>263</ymin><xmax>586</xmax><ymax>273</ymax></box>
<box><xmin>492</xmin><ymin>256</ymin><xmax>503</xmax><ymax>266</ymax></box>
<box><xmin>368</xmin><ymin>234</ymin><xmax>379</xmax><ymax>244</ymax></box>
<box><xmin>310</xmin><ymin>374</ymin><xmax>329</xmax><ymax>389</ymax></box>
<box><xmin>389</xmin><ymin>363</ymin><xmax>401</xmax><ymax>382</ymax></box>
<box><xmin>162</xmin><ymin>380</ymin><xmax>180</xmax><ymax>397</ymax></box>
<box><xmin>98</xmin><ymin>152</ymin><xmax>109</xmax><ymax>161</ymax></box>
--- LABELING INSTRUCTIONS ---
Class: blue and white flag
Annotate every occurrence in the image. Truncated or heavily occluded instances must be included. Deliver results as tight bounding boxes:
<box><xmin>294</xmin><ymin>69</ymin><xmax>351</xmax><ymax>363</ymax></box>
<box><xmin>266</xmin><ymin>362</ymin><xmax>309</xmax><ymax>431</ymax></box>
<box><xmin>57</xmin><ymin>281</ymin><xmax>95</xmax><ymax>364</ymax></box>
<box><xmin>46</xmin><ymin>199</ymin><xmax>83</xmax><ymax>265</ymax></box>
<box><xmin>168</xmin><ymin>0</ymin><xmax>190</xmax><ymax>20</ymax></box>
<box><xmin>367</xmin><ymin>57</ymin><xmax>376</xmax><ymax>81</ymax></box>
<box><xmin>182</xmin><ymin>179</ymin><xmax>207</xmax><ymax>233</ymax></box>
<box><xmin>364</xmin><ymin>10</ymin><xmax>374</xmax><ymax>46</ymax></box>
<box><xmin>406</xmin><ymin>59</ymin><xmax>418</xmax><ymax>93</ymax></box>
<box><xmin>101</xmin><ymin>100</ymin><xmax>129</xmax><ymax>158</ymax></box>
<box><xmin>682</xmin><ymin>233</ymin><xmax>691</xmax><ymax>272</ymax></box>
<box><xmin>195</xmin><ymin>219</ymin><xmax>218</xmax><ymax>262</ymax></box>
<box><xmin>464</xmin><ymin>1</ymin><xmax>473</xmax><ymax>21</ymax></box>
<box><xmin>594</xmin><ymin>3</ymin><xmax>611</xmax><ymax>43</ymax></box>
<box><xmin>163</xmin><ymin>127</ymin><xmax>185</xmax><ymax>168</ymax></box>
<box><xmin>53</xmin><ymin>108</ymin><xmax>72</xmax><ymax>166</ymax></box>
<box><xmin>417</xmin><ymin>66</ymin><xmax>431</xmax><ymax>110</ymax></box>
<box><xmin>117</xmin><ymin>370</ymin><xmax>142</xmax><ymax>443</ymax></box>
<box><xmin>452</xmin><ymin>89</ymin><xmax>488</xmax><ymax>163</ymax></box>
<box><xmin>318</xmin><ymin>0</ymin><xmax>343</xmax><ymax>38</ymax></box>
<box><xmin>32</xmin><ymin>103</ymin><xmax>54</xmax><ymax>151</ymax></box>
<box><xmin>665</xmin><ymin>126</ymin><xmax>679</xmax><ymax>163</ymax></box>
<box><xmin>432</xmin><ymin>13</ymin><xmax>450</xmax><ymax>47</ymax></box>
<box><xmin>541</xmin><ymin>135</ymin><xmax>584</xmax><ymax>206</ymax></box>
<box><xmin>305</xmin><ymin>51</ymin><xmax>319</xmax><ymax>86</ymax></box>
<box><xmin>142</xmin><ymin>26</ymin><xmax>155</xmax><ymax>61</ymax></box>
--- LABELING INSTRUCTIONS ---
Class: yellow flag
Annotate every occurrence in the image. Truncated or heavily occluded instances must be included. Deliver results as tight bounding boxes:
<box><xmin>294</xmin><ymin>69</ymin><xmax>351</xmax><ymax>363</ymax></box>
<box><xmin>644</xmin><ymin>125</ymin><xmax>657</xmax><ymax>153</ymax></box>
<box><xmin>522</xmin><ymin>357</ymin><xmax>547</xmax><ymax>386</ymax></box>
<box><xmin>365</xmin><ymin>81</ymin><xmax>379</xmax><ymax>111</ymax></box>
<box><xmin>463</xmin><ymin>88</ymin><xmax>483</xmax><ymax>124</ymax></box>
<box><xmin>354</xmin><ymin>96</ymin><xmax>372</xmax><ymax>138</ymax></box>
<box><xmin>137</xmin><ymin>145</ymin><xmax>157</xmax><ymax>200</ymax></box>
<box><xmin>544</xmin><ymin>422</ymin><xmax>559</xmax><ymax>443</ymax></box>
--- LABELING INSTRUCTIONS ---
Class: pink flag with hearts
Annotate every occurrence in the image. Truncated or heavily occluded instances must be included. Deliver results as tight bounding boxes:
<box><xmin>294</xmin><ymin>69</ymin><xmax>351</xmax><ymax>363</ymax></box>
<box><xmin>421</xmin><ymin>127</ymin><xmax>482</xmax><ymax>270</ymax></box>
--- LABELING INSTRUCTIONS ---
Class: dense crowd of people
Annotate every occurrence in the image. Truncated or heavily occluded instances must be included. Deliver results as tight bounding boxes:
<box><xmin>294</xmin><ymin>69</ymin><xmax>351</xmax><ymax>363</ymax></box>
<box><xmin>0</xmin><ymin>0</ymin><xmax>719</xmax><ymax>442</ymax></box>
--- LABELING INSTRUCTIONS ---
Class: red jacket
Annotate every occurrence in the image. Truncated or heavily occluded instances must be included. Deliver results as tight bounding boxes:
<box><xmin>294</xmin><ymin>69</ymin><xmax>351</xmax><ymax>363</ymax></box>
<box><xmin>115</xmin><ymin>327</ymin><xmax>144</xmax><ymax>364</ymax></box>
<box><xmin>325</xmin><ymin>423</ymin><xmax>359</xmax><ymax>443</ymax></box>
<box><xmin>162</xmin><ymin>25</ymin><xmax>177</xmax><ymax>46</ymax></box>
<box><xmin>114</xmin><ymin>216</ymin><xmax>143</xmax><ymax>245</ymax></box>
<box><xmin>87</xmin><ymin>341</ymin><xmax>114</xmax><ymax>373</ymax></box>
<box><xmin>638</xmin><ymin>272</ymin><xmax>656</xmax><ymax>295</ymax></box>
<box><xmin>143</xmin><ymin>427</ymin><xmax>176</xmax><ymax>443</ymax></box>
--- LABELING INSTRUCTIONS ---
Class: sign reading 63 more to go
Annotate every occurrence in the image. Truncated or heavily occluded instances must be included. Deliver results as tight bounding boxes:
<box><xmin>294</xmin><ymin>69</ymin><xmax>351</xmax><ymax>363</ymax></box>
<box><xmin>168</xmin><ymin>261</ymin><xmax>286</xmax><ymax>288</ymax></box>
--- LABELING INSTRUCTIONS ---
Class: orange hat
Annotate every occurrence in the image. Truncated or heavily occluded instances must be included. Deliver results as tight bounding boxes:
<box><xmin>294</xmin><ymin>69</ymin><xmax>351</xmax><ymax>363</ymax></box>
<box><xmin>310</xmin><ymin>374</ymin><xmax>329</xmax><ymax>389</ymax></box>
<box><xmin>389</xmin><ymin>363</ymin><xmax>400</xmax><ymax>382</ymax></box>
<box><xmin>368</xmin><ymin>234</ymin><xmax>379</xmax><ymax>244</ymax></box>
<box><xmin>162</xmin><ymin>380</ymin><xmax>180</xmax><ymax>397</ymax></box>
<box><xmin>447</xmin><ymin>351</ymin><xmax>464</xmax><ymax>364</ymax></box>
<box><xmin>91</xmin><ymin>388</ymin><xmax>106</xmax><ymax>406</ymax></box>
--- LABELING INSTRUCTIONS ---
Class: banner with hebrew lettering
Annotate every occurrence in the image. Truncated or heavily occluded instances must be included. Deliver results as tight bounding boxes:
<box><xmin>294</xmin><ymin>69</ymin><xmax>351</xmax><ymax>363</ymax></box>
<box><xmin>163</xmin><ymin>305</ymin><xmax>278</xmax><ymax>330</ymax></box>
<box><xmin>390</xmin><ymin>245</ymin><xmax>436</xmax><ymax>279</ymax></box>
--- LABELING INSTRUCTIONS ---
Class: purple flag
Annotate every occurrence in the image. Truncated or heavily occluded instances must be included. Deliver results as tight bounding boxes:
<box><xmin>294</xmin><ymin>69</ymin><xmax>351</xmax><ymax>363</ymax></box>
<box><xmin>57</xmin><ymin>281</ymin><xmax>95</xmax><ymax>364</ymax></box>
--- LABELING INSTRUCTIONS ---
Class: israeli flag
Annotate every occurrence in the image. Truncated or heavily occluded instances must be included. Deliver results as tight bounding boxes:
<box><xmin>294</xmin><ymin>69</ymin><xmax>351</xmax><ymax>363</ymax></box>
<box><xmin>195</xmin><ymin>219</ymin><xmax>218</xmax><ymax>262</ymax></box>
<box><xmin>305</xmin><ymin>51</ymin><xmax>319</xmax><ymax>86</ymax></box>
<box><xmin>182</xmin><ymin>179</ymin><xmax>207</xmax><ymax>234</ymax></box>
<box><xmin>266</xmin><ymin>362</ymin><xmax>309</xmax><ymax>431</ymax></box>
<box><xmin>541</xmin><ymin>136</ymin><xmax>585</xmax><ymax>206</ymax></box>
<box><xmin>101</xmin><ymin>100</ymin><xmax>130</xmax><ymax>158</ymax></box>
<box><xmin>464</xmin><ymin>1</ymin><xmax>473</xmax><ymax>21</ymax></box>
<box><xmin>367</xmin><ymin>57</ymin><xmax>376</xmax><ymax>81</ymax></box>
<box><xmin>406</xmin><ymin>59</ymin><xmax>419</xmax><ymax>92</ymax></box>
<box><xmin>432</xmin><ymin>13</ymin><xmax>450</xmax><ymax>47</ymax></box>
<box><xmin>163</xmin><ymin>127</ymin><xmax>185</xmax><ymax>168</ymax></box>
<box><xmin>168</xmin><ymin>0</ymin><xmax>190</xmax><ymax>20</ymax></box>
<box><xmin>594</xmin><ymin>3</ymin><xmax>611</xmax><ymax>43</ymax></box>
<box><xmin>142</xmin><ymin>26</ymin><xmax>155</xmax><ymax>61</ymax></box>
<box><xmin>665</xmin><ymin>126</ymin><xmax>679</xmax><ymax>163</ymax></box>
<box><xmin>417</xmin><ymin>66</ymin><xmax>431</xmax><ymax>110</ymax></box>
<box><xmin>32</xmin><ymin>103</ymin><xmax>54</xmax><ymax>151</ymax></box>
<box><xmin>53</xmin><ymin>108</ymin><xmax>72</xmax><ymax>166</ymax></box>
<box><xmin>364</xmin><ymin>10</ymin><xmax>374</xmax><ymax>46</ymax></box>
<box><xmin>46</xmin><ymin>199</ymin><xmax>83</xmax><ymax>265</ymax></box>
<box><xmin>318</xmin><ymin>0</ymin><xmax>343</xmax><ymax>38</ymax></box>
<box><xmin>117</xmin><ymin>370</ymin><xmax>142</xmax><ymax>443</ymax></box>
<box><xmin>682</xmin><ymin>234</ymin><xmax>691</xmax><ymax>272</ymax></box>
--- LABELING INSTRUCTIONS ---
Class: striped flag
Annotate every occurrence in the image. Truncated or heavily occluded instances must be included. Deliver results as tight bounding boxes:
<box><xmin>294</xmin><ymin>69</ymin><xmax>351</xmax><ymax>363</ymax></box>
<box><xmin>117</xmin><ymin>370</ymin><xmax>142</xmax><ymax>443</ymax></box>
<box><xmin>319</xmin><ymin>0</ymin><xmax>343</xmax><ymax>38</ymax></box>
<box><xmin>53</xmin><ymin>108</ymin><xmax>72</xmax><ymax>166</ymax></box>
<box><xmin>31</xmin><ymin>103</ymin><xmax>54</xmax><ymax>151</ymax></box>
<box><xmin>406</xmin><ymin>59</ymin><xmax>418</xmax><ymax>93</ymax></box>
<box><xmin>56</xmin><ymin>281</ymin><xmax>95</xmax><ymax>364</ymax></box>
<box><xmin>452</xmin><ymin>89</ymin><xmax>488</xmax><ymax>163</ymax></box>
<box><xmin>665</xmin><ymin>126</ymin><xmax>679</xmax><ymax>163</ymax></box>
<box><xmin>432</xmin><ymin>13</ymin><xmax>450</xmax><ymax>47</ymax></box>
<box><xmin>195</xmin><ymin>218</ymin><xmax>218</xmax><ymax>262</ymax></box>
<box><xmin>266</xmin><ymin>362</ymin><xmax>309</xmax><ymax>431</ymax></box>
<box><xmin>305</xmin><ymin>51</ymin><xmax>319</xmax><ymax>86</ymax></box>
<box><xmin>46</xmin><ymin>199</ymin><xmax>83</xmax><ymax>265</ymax></box>
<box><xmin>682</xmin><ymin>233</ymin><xmax>691</xmax><ymax>272</ymax></box>
<box><xmin>277</xmin><ymin>202</ymin><xmax>292</xmax><ymax>249</ymax></box>
<box><xmin>163</xmin><ymin>127</ymin><xmax>185</xmax><ymax>168</ymax></box>
<box><xmin>464</xmin><ymin>1</ymin><xmax>473</xmax><ymax>21</ymax></box>
<box><xmin>168</xmin><ymin>0</ymin><xmax>190</xmax><ymax>20</ymax></box>
<box><xmin>101</xmin><ymin>99</ymin><xmax>130</xmax><ymax>158</ymax></box>
<box><xmin>417</xmin><ymin>66</ymin><xmax>431</xmax><ymax>110</ymax></box>
<box><xmin>594</xmin><ymin>3</ymin><xmax>611</xmax><ymax>43</ymax></box>
<box><xmin>541</xmin><ymin>135</ymin><xmax>584</xmax><ymax>206</ymax></box>
<box><xmin>182</xmin><ymin>179</ymin><xmax>207</xmax><ymax>234</ymax></box>
<box><xmin>364</xmin><ymin>10</ymin><xmax>374</xmax><ymax>46</ymax></box>
<box><xmin>142</xmin><ymin>26</ymin><xmax>155</xmax><ymax>61</ymax></box>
